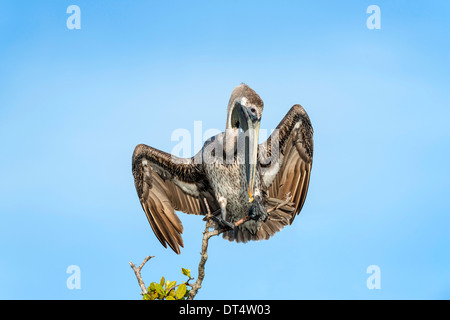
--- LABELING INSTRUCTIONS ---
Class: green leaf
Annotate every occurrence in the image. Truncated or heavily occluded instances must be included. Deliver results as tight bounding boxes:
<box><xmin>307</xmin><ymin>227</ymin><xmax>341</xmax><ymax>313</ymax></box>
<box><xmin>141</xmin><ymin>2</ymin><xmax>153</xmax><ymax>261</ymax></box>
<box><xmin>181</xmin><ymin>268</ymin><xmax>191</xmax><ymax>278</ymax></box>
<box><xmin>167</xmin><ymin>281</ymin><xmax>176</xmax><ymax>290</ymax></box>
<box><xmin>148</xmin><ymin>282</ymin><xmax>155</xmax><ymax>291</ymax></box>
<box><xmin>143</xmin><ymin>293</ymin><xmax>151</xmax><ymax>300</ymax></box>
<box><xmin>165</xmin><ymin>296</ymin><xmax>175</xmax><ymax>300</ymax></box>
<box><xmin>150</xmin><ymin>291</ymin><xmax>158</xmax><ymax>300</ymax></box>
<box><xmin>154</xmin><ymin>283</ymin><xmax>165</xmax><ymax>296</ymax></box>
<box><xmin>160</xmin><ymin>276</ymin><xmax>165</xmax><ymax>287</ymax></box>
<box><xmin>176</xmin><ymin>283</ymin><xmax>187</xmax><ymax>300</ymax></box>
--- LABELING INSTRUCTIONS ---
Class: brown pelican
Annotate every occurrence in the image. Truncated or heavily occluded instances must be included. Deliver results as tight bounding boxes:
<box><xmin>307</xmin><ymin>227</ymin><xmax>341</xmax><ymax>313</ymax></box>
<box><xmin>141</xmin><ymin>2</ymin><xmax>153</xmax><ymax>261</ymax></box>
<box><xmin>132</xmin><ymin>84</ymin><xmax>313</xmax><ymax>254</ymax></box>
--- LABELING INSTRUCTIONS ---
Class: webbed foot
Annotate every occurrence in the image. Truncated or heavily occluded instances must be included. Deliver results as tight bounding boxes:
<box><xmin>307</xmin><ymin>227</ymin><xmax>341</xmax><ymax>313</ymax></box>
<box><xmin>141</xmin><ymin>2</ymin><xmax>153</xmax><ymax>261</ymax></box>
<box><xmin>248</xmin><ymin>195</ymin><xmax>268</xmax><ymax>222</ymax></box>
<box><xmin>211</xmin><ymin>215</ymin><xmax>235</xmax><ymax>229</ymax></box>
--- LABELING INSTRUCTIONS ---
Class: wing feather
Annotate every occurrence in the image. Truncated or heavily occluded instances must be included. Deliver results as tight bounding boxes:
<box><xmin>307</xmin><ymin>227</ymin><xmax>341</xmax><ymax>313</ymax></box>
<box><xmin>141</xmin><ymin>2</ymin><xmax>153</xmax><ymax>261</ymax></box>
<box><xmin>132</xmin><ymin>144</ymin><xmax>219</xmax><ymax>254</ymax></box>
<box><xmin>260</xmin><ymin>104</ymin><xmax>314</xmax><ymax>227</ymax></box>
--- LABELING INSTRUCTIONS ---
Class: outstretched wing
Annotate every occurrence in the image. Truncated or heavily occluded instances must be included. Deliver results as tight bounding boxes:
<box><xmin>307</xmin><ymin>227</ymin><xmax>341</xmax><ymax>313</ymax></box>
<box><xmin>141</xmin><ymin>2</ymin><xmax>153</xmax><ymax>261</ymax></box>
<box><xmin>260</xmin><ymin>104</ymin><xmax>314</xmax><ymax>224</ymax></box>
<box><xmin>132</xmin><ymin>144</ymin><xmax>219</xmax><ymax>254</ymax></box>
<box><xmin>223</xmin><ymin>104</ymin><xmax>314</xmax><ymax>244</ymax></box>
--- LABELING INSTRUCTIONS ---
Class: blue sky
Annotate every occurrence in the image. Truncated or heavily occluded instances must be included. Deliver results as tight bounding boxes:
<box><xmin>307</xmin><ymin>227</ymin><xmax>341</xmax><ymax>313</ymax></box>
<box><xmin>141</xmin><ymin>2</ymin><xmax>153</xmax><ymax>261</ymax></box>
<box><xmin>0</xmin><ymin>1</ymin><xmax>449</xmax><ymax>299</ymax></box>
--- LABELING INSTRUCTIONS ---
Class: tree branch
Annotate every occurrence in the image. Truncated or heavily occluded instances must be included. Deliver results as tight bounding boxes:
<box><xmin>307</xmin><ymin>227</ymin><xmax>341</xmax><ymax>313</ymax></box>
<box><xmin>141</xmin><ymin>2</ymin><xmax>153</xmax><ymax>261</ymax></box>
<box><xmin>187</xmin><ymin>198</ymin><xmax>254</xmax><ymax>300</ymax></box>
<box><xmin>129</xmin><ymin>255</ymin><xmax>154</xmax><ymax>295</ymax></box>
<box><xmin>186</xmin><ymin>199</ymin><xmax>215</xmax><ymax>300</ymax></box>
<box><xmin>131</xmin><ymin>194</ymin><xmax>292</xmax><ymax>300</ymax></box>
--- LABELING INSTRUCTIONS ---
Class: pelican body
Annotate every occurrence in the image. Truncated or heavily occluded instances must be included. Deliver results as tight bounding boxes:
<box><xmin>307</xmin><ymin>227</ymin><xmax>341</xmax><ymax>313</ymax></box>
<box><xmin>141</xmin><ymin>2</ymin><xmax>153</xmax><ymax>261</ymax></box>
<box><xmin>132</xmin><ymin>84</ymin><xmax>313</xmax><ymax>254</ymax></box>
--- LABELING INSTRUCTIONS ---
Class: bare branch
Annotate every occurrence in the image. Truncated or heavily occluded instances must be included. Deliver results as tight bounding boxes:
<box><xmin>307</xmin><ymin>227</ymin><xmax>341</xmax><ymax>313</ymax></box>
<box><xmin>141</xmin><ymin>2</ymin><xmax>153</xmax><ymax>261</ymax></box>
<box><xmin>129</xmin><ymin>256</ymin><xmax>154</xmax><ymax>295</ymax></box>
<box><xmin>132</xmin><ymin>194</ymin><xmax>293</xmax><ymax>300</ymax></box>
<box><xmin>187</xmin><ymin>199</ymin><xmax>215</xmax><ymax>300</ymax></box>
<box><xmin>187</xmin><ymin>197</ymin><xmax>276</xmax><ymax>300</ymax></box>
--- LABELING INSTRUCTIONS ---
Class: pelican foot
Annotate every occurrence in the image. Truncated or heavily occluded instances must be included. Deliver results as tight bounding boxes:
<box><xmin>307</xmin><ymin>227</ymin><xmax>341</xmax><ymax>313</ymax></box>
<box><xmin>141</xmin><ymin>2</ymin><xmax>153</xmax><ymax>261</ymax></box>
<box><xmin>249</xmin><ymin>196</ymin><xmax>268</xmax><ymax>222</ymax></box>
<box><xmin>211</xmin><ymin>215</ymin><xmax>235</xmax><ymax>229</ymax></box>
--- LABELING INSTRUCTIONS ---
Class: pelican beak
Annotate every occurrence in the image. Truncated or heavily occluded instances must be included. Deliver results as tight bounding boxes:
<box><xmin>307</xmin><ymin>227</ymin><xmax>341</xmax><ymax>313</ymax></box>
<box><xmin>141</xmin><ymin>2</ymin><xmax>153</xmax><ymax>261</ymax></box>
<box><xmin>239</xmin><ymin>106</ymin><xmax>260</xmax><ymax>203</ymax></box>
<box><xmin>246</xmin><ymin>122</ymin><xmax>259</xmax><ymax>203</ymax></box>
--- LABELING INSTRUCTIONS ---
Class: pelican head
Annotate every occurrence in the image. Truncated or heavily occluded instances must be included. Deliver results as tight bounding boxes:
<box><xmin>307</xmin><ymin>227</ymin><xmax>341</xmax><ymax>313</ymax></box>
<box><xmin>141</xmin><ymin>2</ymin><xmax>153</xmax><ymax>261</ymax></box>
<box><xmin>226</xmin><ymin>84</ymin><xmax>264</xmax><ymax>202</ymax></box>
